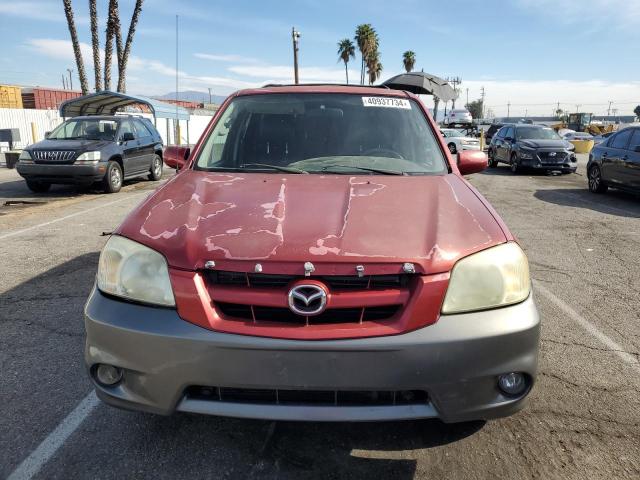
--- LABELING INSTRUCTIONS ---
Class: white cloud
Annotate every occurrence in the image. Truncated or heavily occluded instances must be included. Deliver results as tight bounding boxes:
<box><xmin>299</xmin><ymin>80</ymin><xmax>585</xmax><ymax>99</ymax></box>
<box><xmin>228</xmin><ymin>64</ymin><xmax>359</xmax><ymax>84</ymax></box>
<box><xmin>194</xmin><ymin>53</ymin><xmax>259</xmax><ymax>64</ymax></box>
<box><xmin>0</xmin><ymin>1</ymin><xmax>88</xmax><ymax>24</ymax></box>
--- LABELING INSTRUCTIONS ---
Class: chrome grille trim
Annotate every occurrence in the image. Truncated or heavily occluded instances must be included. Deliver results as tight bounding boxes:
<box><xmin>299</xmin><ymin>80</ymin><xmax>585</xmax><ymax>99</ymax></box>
<box><xmin>32</xmin><ymin>150</ymin><xmax>76</xmax><ymax>162</ymax></box>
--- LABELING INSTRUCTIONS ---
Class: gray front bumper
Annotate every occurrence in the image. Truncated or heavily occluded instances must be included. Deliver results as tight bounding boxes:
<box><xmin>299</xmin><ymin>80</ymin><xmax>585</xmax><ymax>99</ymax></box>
<box><xmin>85</xmin><ymin>289</ymin><xmax>540</xmax><ymax>423</ymax></box>
<box><xmin>17</xmin><ymin>162</ymin><xmax>104</xmax><ymax>184</ymax></box>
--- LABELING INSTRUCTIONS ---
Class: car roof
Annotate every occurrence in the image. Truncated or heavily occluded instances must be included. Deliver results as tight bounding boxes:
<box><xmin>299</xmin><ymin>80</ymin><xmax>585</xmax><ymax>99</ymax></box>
<box><xmin>233</xmin><ymin>84</ymin><xmax>414</xmax><ymax>99</ymax></box>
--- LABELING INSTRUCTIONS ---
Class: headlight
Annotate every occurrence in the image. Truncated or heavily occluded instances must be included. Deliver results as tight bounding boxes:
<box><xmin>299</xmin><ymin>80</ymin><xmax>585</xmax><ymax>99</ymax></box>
<box><xmin>442</xmin><ymin>242</ymin><xmax>530</xmax><ymax>314</ymax></box>
<box><xmin>97</xmin><ymin>235</ymin><xmax>175</xmax><ymax>307</ymax></box>
<box><xmin>519</xmin><ymin>149</ymin><xmax>535</xmax><ymax>160</ymax></box>
<box><xmin>76</xmin><ymin>151</ymin><xmax>101</xmax><ymax>164</ymax></box>
<box><xmin>19</xmin><ymin>150</ymin><xmax>34</xmax><ymax>163</ymax></box>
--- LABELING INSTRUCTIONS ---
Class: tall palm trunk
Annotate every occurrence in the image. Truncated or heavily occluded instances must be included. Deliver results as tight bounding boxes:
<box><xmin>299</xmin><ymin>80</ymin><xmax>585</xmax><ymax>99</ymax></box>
<box><xmin>117</xmin><ymin>0</ymin><xmax>143</xmax><ymax>93</ymax></box>
<box><xmin>89</xmin><ymin>0</ymin><xmax>102</xmax><ymax>91</ymax></box>
<box><xmin>62</xmin><ymin>0</ymin><xmax>89</xmax><ymax>94</ymax></box>
<box><xmin>344</xmin><ymin>61</ymin><xmax>349</xmax><ymax>84</ymax></box>
<box><xmin>104</xmin><ymin>0</ymin><xmax>118</xmax><ymax>90</ymax></box>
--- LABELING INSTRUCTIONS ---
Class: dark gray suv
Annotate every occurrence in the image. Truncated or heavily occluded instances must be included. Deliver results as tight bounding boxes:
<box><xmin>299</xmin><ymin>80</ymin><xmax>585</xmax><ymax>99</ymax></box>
<box><xmin>17</xmin><ymin>115</ymin><xmax>164</xmax><ymax>193</ymax></box>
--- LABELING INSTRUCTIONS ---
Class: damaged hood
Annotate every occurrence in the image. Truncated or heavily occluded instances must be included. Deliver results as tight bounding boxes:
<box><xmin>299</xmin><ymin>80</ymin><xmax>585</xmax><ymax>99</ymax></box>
<box><xmin>118</xmin><ymin>170</ymin><xmax>507</xmax><ymax>274</ymax></box>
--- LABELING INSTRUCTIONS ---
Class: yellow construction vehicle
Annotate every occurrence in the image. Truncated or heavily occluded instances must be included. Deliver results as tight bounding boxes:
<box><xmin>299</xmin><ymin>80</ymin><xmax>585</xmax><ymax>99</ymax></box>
<box><xmin>551</xmin><ymin>113</ymin><xmax>617</xmax><ymax>136</ymax></box>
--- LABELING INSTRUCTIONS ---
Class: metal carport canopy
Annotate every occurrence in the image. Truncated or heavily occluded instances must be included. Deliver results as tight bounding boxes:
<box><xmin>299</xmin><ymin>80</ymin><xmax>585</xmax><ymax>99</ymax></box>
<box><xmin>59</xmin><ymin>90</ymin><xmax>190</xmax><ymax>120</ymax></box>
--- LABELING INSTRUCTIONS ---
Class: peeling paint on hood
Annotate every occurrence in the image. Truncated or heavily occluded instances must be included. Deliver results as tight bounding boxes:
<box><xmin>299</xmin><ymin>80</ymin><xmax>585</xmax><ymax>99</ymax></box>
<box><xmin>117</xmin><ymin>169</ymin><xmax>507</xmax><ymax>273</ymax></box>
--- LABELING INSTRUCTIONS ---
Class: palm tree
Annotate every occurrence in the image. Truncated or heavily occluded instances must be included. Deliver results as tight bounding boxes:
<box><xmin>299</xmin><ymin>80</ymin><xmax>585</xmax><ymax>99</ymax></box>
<box><xmin>366</xmin><ymin>50</ymin><xmax>382</xmax><ymax>85</ymax></box>
<box><xmin>104</xmin><ymin>0</ymin><xmax>120</xmax><ymax>90</ymax></box>
<box><xmin>337</xmin><ymin>39</ymin><xmax>355</xmax><ymax>84</ymax></box>
<box><xmin>89</xmin><ymin>0</ymin><xmax>102</xmax><ymax>91</ymax></box>
<box><xmin>62</xmin><ymin>0</ymin><xmax>89</xmax><ymax>94</ymax></box>
<box><xmin>355</xmin><ymin>24</ymin><xmax>377</xmax><ymax>85</ymax></box>
<box><xmin>402</xmin><ymin>51</ymin><xmax>416</xmax><ymax>73</ymax></box>
<box><xmin>117</xmin><ymin>0</ymin><xmax>144</xmax><ymax>93</ymax></box>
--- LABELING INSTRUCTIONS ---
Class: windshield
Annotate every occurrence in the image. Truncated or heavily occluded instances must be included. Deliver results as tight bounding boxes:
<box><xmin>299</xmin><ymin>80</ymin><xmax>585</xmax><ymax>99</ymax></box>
<box><xmin>49</xmin><ymin>119</ymin><xmax>118</xmax><ymax>141</ymax></box>
<box><xmin>516</xmin><ymin>126</ymin><xmax>561</xmax><ymax>140</ymax></box>
<box><xmin>195</xmin><ymin>93</ymin><xmax>448</xmax><ymax>175</ymax></box>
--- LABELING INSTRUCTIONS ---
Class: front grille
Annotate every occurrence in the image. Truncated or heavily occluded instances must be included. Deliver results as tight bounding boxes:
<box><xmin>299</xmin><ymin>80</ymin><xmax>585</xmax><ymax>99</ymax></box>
<box><xmin>538</xmin><ymin>151</ymin><xmax>567</xmax><ymax>163</ymax></box>
<box><xmin>205</xmin><ymin>271</ymin><xmax>408</xmax><ymax>290</ymax></box>
<box><xmin>185</xmin><ymin>386</ymin><xmax>428</xmax><ymax>406</ymax></box>
<box><xmin>216</xmin><ymin>302</ymin><xmax>401</xmax><ymax>324</ymax></box>
<box><xmin>32</xmin><ymin>150</ymin><xmax>76</xmax><ymax>162</ymax></box>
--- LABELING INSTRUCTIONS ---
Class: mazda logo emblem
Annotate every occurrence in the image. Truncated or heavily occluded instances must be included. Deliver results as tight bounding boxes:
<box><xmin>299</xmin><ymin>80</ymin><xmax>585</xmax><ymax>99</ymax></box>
<box><xmin>288</xmin><ymin>284</ymin><xmax>327</xmax><ymax>316</ymax></box>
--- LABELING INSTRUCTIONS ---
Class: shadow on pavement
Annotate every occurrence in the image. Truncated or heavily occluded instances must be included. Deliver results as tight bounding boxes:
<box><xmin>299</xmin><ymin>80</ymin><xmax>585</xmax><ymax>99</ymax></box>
<box><xmin>1</xmin><ymin>252</ymin><xmax>485</xmax><ymax>479</ymax></box>
<box><xmin>534</xmin><ymin>188</ymin><xmax>640</xmax><ymax>218</ymax></box>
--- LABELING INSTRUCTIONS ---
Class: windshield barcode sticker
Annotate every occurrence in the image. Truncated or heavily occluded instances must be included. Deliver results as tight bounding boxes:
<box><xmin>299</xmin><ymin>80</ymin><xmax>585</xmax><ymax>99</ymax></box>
<box><xmin>362</xmin><ymin>97</ymin><xmax>411</xmax><ymax>109</ymax></box>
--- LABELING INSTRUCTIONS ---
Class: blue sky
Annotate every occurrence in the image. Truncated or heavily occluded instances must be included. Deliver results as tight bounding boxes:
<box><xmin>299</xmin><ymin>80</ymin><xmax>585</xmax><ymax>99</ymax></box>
<box><xmin>1</xmin><ymin>0</ymin><xmax>639</xmax><ymax>115</ymax></box>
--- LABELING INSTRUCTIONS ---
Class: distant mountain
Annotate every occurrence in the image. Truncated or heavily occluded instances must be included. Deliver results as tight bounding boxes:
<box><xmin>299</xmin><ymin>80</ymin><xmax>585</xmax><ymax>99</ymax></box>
<box><xmin>155</xmin><ymin>90</ymin><xmax>227</xmax><ymax>104</ymax></box>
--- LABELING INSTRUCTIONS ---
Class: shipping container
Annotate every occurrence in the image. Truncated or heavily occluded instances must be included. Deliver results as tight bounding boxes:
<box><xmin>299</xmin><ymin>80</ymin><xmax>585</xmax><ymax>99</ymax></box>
<box><xmin>21</xmin><ymin>87</ymin><xmax>82</xmax><ymax>110</ymax></box>
<box><xmin>0</xmin><ymin>85</ymin><xmax>24</xmax><ymax>109</ymax></box>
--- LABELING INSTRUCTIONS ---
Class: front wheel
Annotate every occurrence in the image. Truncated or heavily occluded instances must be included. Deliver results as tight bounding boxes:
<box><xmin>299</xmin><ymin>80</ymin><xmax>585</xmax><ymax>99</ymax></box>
<box><xmin>26</xmin><ymin>180</ymin><xmax>51</xmax><ymax>193</ymax></box>
<box><xmin>488</xmin><ymin>149</ymin><xmax>498</xmax><ymax>167</ymax></box>
<box><xmin>510</xmin><ymin>154</ymin><xmax>520</xmax><ymax>174</ymax></box>
<box><xmin>148</xmin><ymin>154</ymin><xmax>163</xmax><ymax>181</ymax></box>
<box><xmin>102</xmin><ymin>161</ymin><xmax>122</xmax><ymax>193</ymax></box>
<box><xmin>588</xmin><ymin>165</ymin><xmax>608</xmax><ymax>193</ymax></box>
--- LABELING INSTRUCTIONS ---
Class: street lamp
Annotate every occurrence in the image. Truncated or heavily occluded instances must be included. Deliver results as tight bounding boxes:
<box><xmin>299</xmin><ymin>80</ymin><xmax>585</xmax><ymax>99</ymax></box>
<box><xmin>292</xmin><ymin>27</ymin><xmax>301</xmax><ymax>84</ymax></box>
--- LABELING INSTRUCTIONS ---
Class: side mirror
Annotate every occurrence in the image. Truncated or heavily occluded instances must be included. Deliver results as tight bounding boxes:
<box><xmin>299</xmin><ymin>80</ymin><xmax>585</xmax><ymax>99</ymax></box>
<box><xmin>634</xmin><ymin>145</ymin><xmax>640</xmax><ymax>153</ymax></box>
<box><xmin>163</xmin><ymin>145</ymin><xmax>191</xmax><ymax>170</ymax></box>
<box><xmin>121</xmin><ymin>132</ymin><xmax>135</xmax><ymax>142</ymax></box>
<box><xmin>44</xmin><ymin>131</ymin><xmax>51</xmax><ymax>139</ymax></box>
<box><xmin>457</xmin><ymin>150</ymin><xmax>488</xmax><ymax>175</ymax></box>
<box><xmin>505</xmin><ymin>136</ymin><xmax>514</xmax><ymax>142</ymax></box>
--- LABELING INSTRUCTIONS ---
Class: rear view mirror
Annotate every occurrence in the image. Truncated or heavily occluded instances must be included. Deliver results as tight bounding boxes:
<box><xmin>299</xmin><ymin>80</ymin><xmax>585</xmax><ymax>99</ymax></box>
<box><xmin>164</xmin><ymin>145</ymin><xmax>191</xmax><ymax>170</ymax></box>
<box><xmin>457</xmin><ymin>150</ymin><xmax>488</xmax><ymax>175</ymax></box>
<box><xmin>121</xmin><ymin>132</ymin><xmax>135</xmax><ymax>142</ymax></box>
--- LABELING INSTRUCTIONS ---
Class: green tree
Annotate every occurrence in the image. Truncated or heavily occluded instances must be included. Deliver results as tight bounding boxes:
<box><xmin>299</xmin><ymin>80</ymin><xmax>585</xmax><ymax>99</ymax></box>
<box><xmin>465</xmin><ymin>99</ymin><xmax>483</xmax><ymax>119</ymax></box>
<box><xmin>117</xmin><ymin>0</ymin><xmax>144</xmax><ymax>93</ymax></box>
<box><xmin>355</xmin><ymin>24</ymin><xmax>377</xmax><ymax>85</ymax></box>
<box><xmin>402</xmin><ymin>50</ymin><xmax>416</xmax><ymax>73</ymax></box>
<box><xmin>337</xmin><ymin>39</ymin><xmax>355</xmax><ymax>84</ymax></box>
<box><xmin>366</xmin><ymin>49</ymin><xmax>382</xmax><ymax>85</ymax></box>
<box><xmin>89</xmin><ymin>0</ymin><xmax>102</xmax><ymax>92</ymax></box>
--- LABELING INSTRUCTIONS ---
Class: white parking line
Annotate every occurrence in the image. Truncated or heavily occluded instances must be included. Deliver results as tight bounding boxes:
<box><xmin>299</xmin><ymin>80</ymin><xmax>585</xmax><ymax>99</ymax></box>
<box><xmin>0</xmin><ymin>193</ymin><xmax>145</xmax><ymax>241</ymax></box>
<box><xmin>7</xmin><ymin>392</ymin><xmax>100</xmax><ymax>480</ymax></box>
<box><xmin>534</xmin><ymin>281</ymin><xmax>640</xmax><ymax>372</ymax></box>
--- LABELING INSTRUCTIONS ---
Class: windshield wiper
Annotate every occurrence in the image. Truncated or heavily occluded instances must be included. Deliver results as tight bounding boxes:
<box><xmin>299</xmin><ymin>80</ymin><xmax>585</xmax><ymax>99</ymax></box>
<box><xmin>240</xmin><ymin>163</ymin><xmax>308</xmax><ymax>174</ymax></box>
<box><xmin>317</xmin><ymin>164</ymin><xmax>406</xmax><ymax>175</ymax></box>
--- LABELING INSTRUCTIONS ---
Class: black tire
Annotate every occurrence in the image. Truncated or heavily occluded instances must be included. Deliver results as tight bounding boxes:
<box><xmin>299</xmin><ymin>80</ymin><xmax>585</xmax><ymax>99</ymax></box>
<box><xmin>148</xmin><ymin>154</ymin><xmax>163</xmax><ymax>181</ymax></box>
<box><xmin>448</xmin><ymin>142</ymin><xmax>457</xmax><ymax>154</ymax></box>
<box><xmin>588</xmin><ymin>165</ymin><xmax>608</xmax><ymax>193</ymax></box>
<box><xmin>102</xmin><ymin>160</ymin><xmax>123</xmax><ymax>193</ymax></box>
<box><xmin>510</xmin><ymin>154</ymin><xmax>520</xmax><ymax>174</ymax></box>
<box><xmin>25</xmin><ymin>180</ymin><xmax>51</xmax><ymax>193</ymax></box>
<box><xmin>488</xmin><ymin>149</ymin><xmax>498</xmax><ymax>167</ymax></box>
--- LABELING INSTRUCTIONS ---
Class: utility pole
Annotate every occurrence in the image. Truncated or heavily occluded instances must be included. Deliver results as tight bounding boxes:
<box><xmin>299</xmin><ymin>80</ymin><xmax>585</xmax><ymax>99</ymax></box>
<box><xmin>480</xmin><ymin>86</ymin><xmax>485</xmax><ymax>119</ymax></box>
<box><xmin>607</xmin><ymin>100</ymin><xmax>613</xmax><ymax>116</ymax></box>
<box><xmin>525</xmin><ymin>109</ymin><xmax>528</xmax><ymax>118</ymax></box>
<box><xmin>575</xmin><ymin>104</ymin><xmax>581</xmax><ymax>113</ymax></box>
<box><xmin>465</xmin><ymin>88</ymin><xmax>469</xmax><ymax>107</ymax></box>
<box><xmin>507</xmin><ymin>101</ymin><xmax>511</xmax><ymax>118</ymax></box>
<box><xmin>62</xmin><ymin>74</ymin><xmax>67</xmax><ymax>90</ymax></box>
<box><xmin>446</xmin><ymin>76</ymin><xmax>462</xmax><ymax>108</ymax></box>
<box><xmin>66</xmin><ymin>68</ymin><xmax>74</xmax><ymax>90</ymax></box>
<box><xmin>292</xmin><ymin>27</ymin><xmax>301</xmax><ymax>84</ymax></box>
<box><xmin>208</xmin><ymin>87</ymin><xmax>213</xmax><ymax>104</ymax></box>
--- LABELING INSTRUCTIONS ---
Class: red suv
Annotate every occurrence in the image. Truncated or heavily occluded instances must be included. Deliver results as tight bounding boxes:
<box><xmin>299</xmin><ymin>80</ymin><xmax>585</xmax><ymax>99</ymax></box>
<box><xmin>85</xmin><ymin>85</ymin><xmax>539</xmax><ymax>423</ymax></box>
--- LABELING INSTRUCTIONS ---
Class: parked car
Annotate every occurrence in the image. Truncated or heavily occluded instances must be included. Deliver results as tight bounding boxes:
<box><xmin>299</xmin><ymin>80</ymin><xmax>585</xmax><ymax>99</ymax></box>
<box><xmin>85</xmin><ymin>85</ymin><xmax>539</xmax><ymax>424</ymax></box>
<box><xmin>16</xmin><ymin>115</ymin><xmax>164</xmax><ymax>193</ymax></box>
<box><xmin>443</xmin><ymin>108</ymin><xmax>473</xmax><ymax>125</ymax></box>
<box><xmin>440</xmin><ymin>128</ymin><xmax>480</xmax><ymax>153</ymax></box>
<box><xmin>587</xmin><ymin>126</ymin><xmax>640</xmax><ymax>193</ymax></box>
<box><xmin>488</xmin><ymin>124</ymin><xmax>577</xmax><ymax>173</ymax></box>
<box><xmin>562</xmin><ymin>131</ymin><xmax>594</xmax><ymax>141</ymax></box>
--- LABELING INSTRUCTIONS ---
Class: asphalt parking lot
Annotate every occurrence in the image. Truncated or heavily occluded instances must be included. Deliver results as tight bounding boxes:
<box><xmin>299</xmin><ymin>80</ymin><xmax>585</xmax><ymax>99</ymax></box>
<box><xmin>1</xmin><ymin>155</ymin><xmax>639</xmax><ymax>480</ymax></box>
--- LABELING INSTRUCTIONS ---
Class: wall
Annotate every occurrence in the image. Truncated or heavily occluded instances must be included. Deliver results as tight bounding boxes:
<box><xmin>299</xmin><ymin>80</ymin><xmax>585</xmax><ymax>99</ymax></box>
<box><xmin>0</xmin><ymin>108</ymin><xmax>214</xmax><ymax>150</ymax></box>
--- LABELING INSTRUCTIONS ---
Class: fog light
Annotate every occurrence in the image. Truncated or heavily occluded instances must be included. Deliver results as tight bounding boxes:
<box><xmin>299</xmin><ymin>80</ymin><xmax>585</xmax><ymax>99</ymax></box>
<box><xmin>95</xmin><ymin>364</ymin><xmax>123</xmax><ymax>386</ymax></box>
<box><xmin>498</xmin><ymin>372</ymin><xmax>527</xmax><ymax>396</ymax></box>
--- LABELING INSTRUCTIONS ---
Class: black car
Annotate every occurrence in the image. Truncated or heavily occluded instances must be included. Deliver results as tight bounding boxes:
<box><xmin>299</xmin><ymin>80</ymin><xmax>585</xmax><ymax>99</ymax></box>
<box><xmin>488</xmin><ymin>124</ymin><xmax>577</xmax><ymax>173</ymax></box>
<box><xmin>587</xmin><ymin>126</ymin><xmax>640</xmax><ymax>194</ymax></box>
<box><xmin>17</xmin><ymin>115</ymin><xmax>164</xmax><ymax>193</ymax></box>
